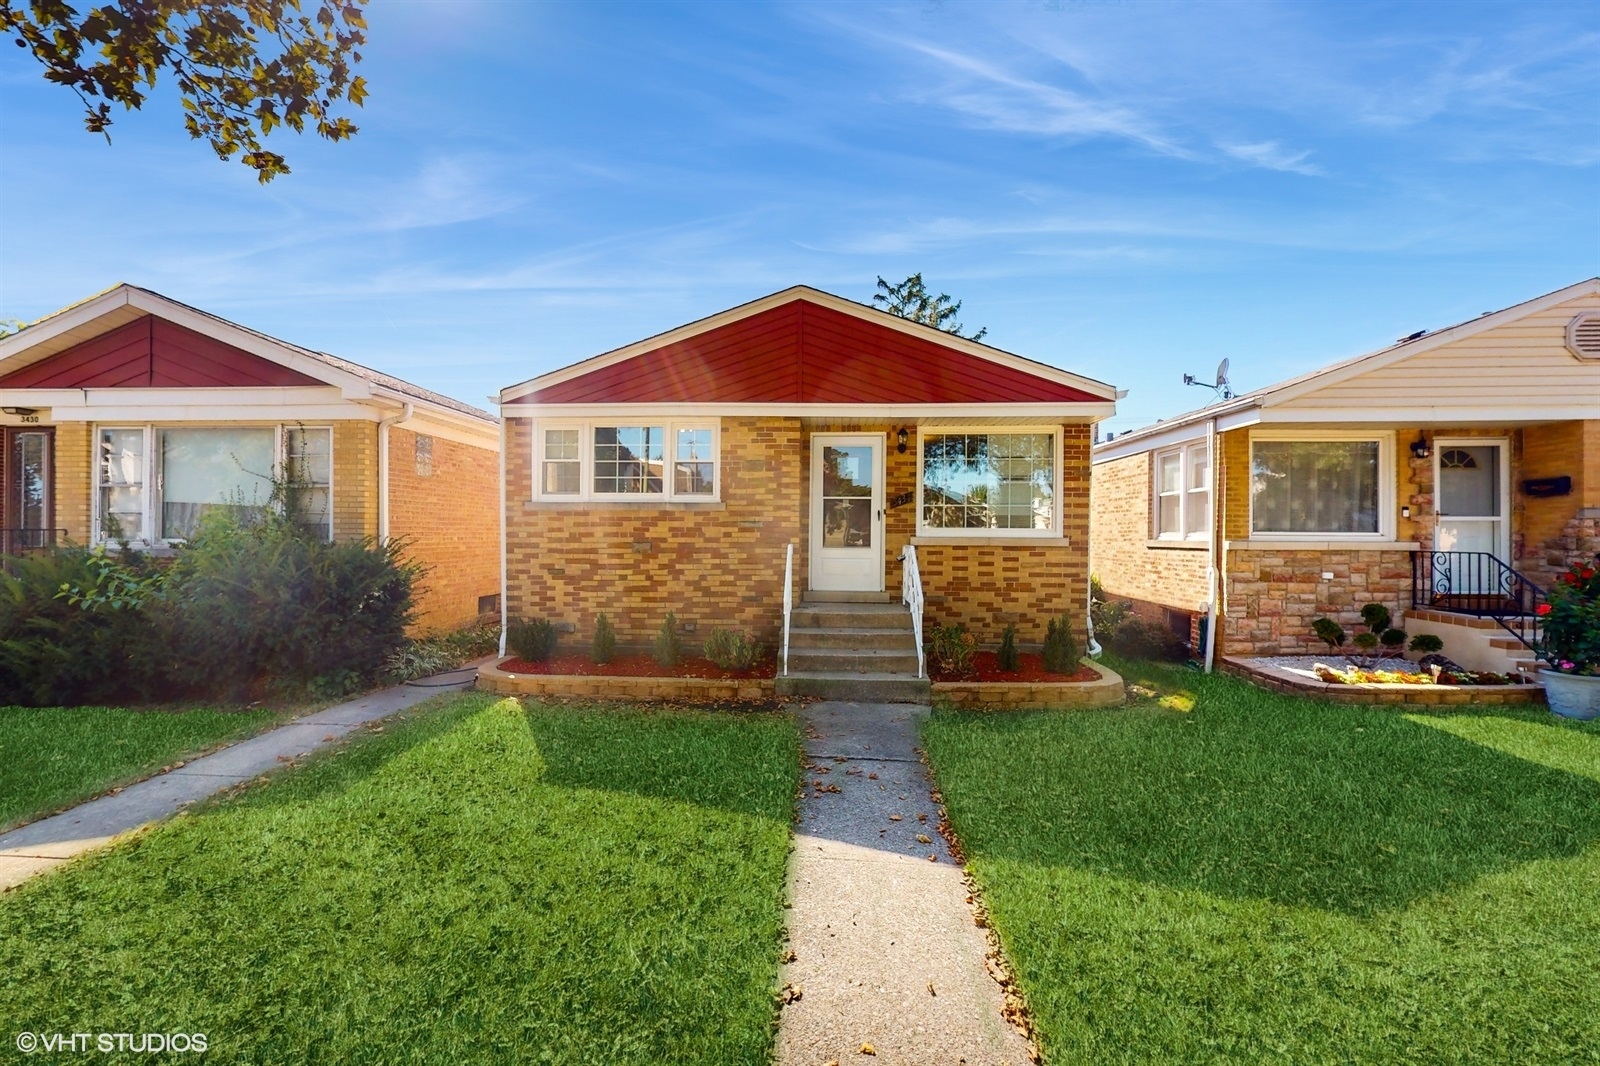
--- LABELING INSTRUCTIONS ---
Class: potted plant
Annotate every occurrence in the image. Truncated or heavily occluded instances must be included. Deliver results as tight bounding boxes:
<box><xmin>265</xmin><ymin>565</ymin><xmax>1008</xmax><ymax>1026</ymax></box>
<box><xmin>1538</xmin><ymin>555</ymin><xmax>1600</xmax><ymax>720</ymax></box>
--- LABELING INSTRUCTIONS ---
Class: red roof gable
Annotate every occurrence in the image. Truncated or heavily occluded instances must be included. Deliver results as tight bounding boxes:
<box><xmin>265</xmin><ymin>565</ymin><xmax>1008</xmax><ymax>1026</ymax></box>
<box><xmin>510</xmin><ymin>298</ymin><xmax>1102</xmax><ymax>405</ymax></box>
<box><xmin>0</xmin><ymin>317</ymin><xmax>323</xmax><ymax>389</ymax></box>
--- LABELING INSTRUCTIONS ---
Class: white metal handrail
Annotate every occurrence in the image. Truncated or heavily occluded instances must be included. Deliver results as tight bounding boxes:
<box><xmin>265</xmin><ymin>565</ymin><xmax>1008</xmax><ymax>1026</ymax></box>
<box><xmin>781</xmin><ymin>542</ymin><xmax>794</xmax><ymax>677</ymax></box>
<box><xmin>900</xmin><ymin>544</ymin><xmax>926</xmax><ymax>679</ymax></box>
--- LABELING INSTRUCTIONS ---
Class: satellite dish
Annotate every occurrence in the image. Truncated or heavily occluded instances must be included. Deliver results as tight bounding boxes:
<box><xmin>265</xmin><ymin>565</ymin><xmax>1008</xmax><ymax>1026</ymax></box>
<box><xmin>1215</xmin><ymin>359</ymin><xmax>1230</xmax><ymax>388</ymax></box>
<box><xmin>1183</xmin><ymin>357</ymin><xmax>1236</xmax><ymax>402</ymax></box>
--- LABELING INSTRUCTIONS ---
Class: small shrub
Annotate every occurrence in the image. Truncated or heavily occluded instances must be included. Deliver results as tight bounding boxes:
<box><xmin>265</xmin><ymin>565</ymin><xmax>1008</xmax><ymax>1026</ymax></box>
<box><xmin>1540</xmin><ymin>554</ymin><xmax>1600</xmax><ymax>674</ymax></box>
<box><xmin>1106</xmin><ymin>617</ymin><xmax>1189</xmax><ymax>663</ymax></box>
<box><xmin>1314</xmin><ymin>602</ymin><xmax>1428</xmax><ymax>668</ymax></box>
<box><xmin>384</xmin><ymin>622</ymin><xmax>500</xmax><ymax>683</ymax></box>
<box><xmin>1312</xmin><ymin>618</ymin><xmax>1346</xmax><ymax>650</ymax></box>
<box><xmin>591</xmin><ymin>612</ymin><xmax>617</xmax><ymax>665</ymax></box>
<box><xmin>1352</xmin><ymin>631</ymin><xmax>1380</xmax><ymax>652</ymax></box>
<box><xmin>507</xmin><ymin>618</ymin><xmax>558</xmax><ymax>662</ymax></box>
<box><xmin>929</xmin><ymin>623</ymin><xmax>976</xmax><ymax>675</ymax></box>
<box><xmin>703</xmin><ymin>627</ymin><xmax>763</xmax><ymax>670</ymax></box>
<box><xmin>654</xmin><ymin>612</ymin><xmax>683</xmax><ymax>668</ymax></box>
<box><xmin>997</xmin><ymin>624</ymin><xmax>1020</xmax><ymax>672</ymax></box>
<box><xmin>1409</xmin><ymin>633</ymin><xmax>1444</xmax><ymax>654</ymax></box>
<box><xmin>1089</xmin><ymin>574</ymin><xmax>1131</xmax><ymax>642</ymax></box>
<box><xmin>1360</xmin><ymin>603</ymin><xmax>1393</xmax><ymax>634</ymax></box>
<box><xmin>1379</xmin><ymin>627</ymin><xmax>1407</xmax><ymax>649</ymax></box>
<box><xmin>1042</xmin><ymin>615</ymin><xmax>1080</xmax><ymax>674</ymax></box>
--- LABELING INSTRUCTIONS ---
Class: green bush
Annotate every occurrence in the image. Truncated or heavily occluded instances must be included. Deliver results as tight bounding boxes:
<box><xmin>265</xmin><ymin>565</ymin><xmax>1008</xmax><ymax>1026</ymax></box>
<box><xmin>1106</xmin><ymin>617</ymin><xmax>1189</xmax><ymax>663</ymax></box>
<box><xmin>703</xmin><ymin>627</ymin><xmax>763</xmax><ymax>670</ymax></box>
<box><xmin>997</xmin><ymin>624</ymin><xmax>1020</xmax><ymax>672</ymax></box>
<box><xmin>1360</xmin><ymin>603</ymin><xmax>1393</xmax><ymax>634</ymax></box>
<box><xmin>654</xmin><ymin>612</ymin><xmax>682</xmax><ymax>668</ymax></box>
<box><xmin>591</xmin><ymin>613</ymin><xmax>617</xmax><ymax>665</ymax></box>
<box><xmin>385</xmin><ymin>622</ymin><xmax>500</xmax><ymax>683</ymax></box>
<box><xmin>1541</xmin><ymin>555</ymin><xmax>1600</xmax><ymax>674</ymax></box>
<box><xmin>507</xmin><ymin>618</ymin><xmax>558</xmax><ymax>663</ymax></box>
<box><xmin>928</xmin><ymin>623</ymin><xmax>976</xmax><ymax>675</ymax></box>
<box><xmin>1312</xmin><ymin>617</ymin><xmax>1346</xmax><ymax>650</ymax></box>
<box><xmin>1409</xmin><ymin>633</ymin><xmax>1444</xmax><ymax>654</ymax></box>
<box><xmin>1042</xmin><ymin>615</ymin><xmax>1080</xmax><ymax>674</ymax></box>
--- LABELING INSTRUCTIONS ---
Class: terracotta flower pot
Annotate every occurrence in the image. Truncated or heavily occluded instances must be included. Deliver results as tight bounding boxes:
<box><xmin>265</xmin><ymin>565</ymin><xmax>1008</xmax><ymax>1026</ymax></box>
<box><xmin>1540</xmin><ymin>669</ymin><xmax>1600</xmax><ymax>721</ymax></box>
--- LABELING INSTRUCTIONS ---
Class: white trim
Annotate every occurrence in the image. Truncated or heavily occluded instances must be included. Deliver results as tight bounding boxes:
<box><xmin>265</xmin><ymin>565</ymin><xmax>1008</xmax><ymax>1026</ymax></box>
<box><xmin>1433</xmin><ymin>436</ymin><xmax>1512</xmax><ymax>562</ymax></box>
<box><xmin>1254</xmin><ymin>406</ymin><xmax>1599</xmax><ymax>424</ymax></box>
<box><xmin>915</xmin><ymin>425</ymin><xmax>1064</xmax><ymax>540</ymax></box>
<box><xmin>528</xmin><ymin>419</ymin><xmax>721</xmax><ymax>503</ymax></box>
<box><xmin>1094</xmin><ymin>424</ymin><xmax>1212</xmax><ymax>464</ymax></box>
<box><xmin>1151</xmin><ymin>440</ymin><xmax>1210</xmax><ymax>541</ymax></box>
<box><xmin>504</xmin><ymin>401</ymin><xmax>1116</xmax><ymax>421</ymax></box>
<box><xmin>283</xmin><ymin>424</ymin><xmax>334</xmax><ymax>543</ymax></box>
<box><xmin>1247</xmin><ymin>429</ymin><xmax>1396</xmax><ymax>542</ymax></box>
<box><xmin>809</xmin><ymin>432</ymin><xmax>887</xmax><ymax>593</ymax></box>
<box><xmin>497</xmin><ymin>412</ymin><xmax>508</xmax><ymax>659</ymax></box>
<box><xmin>498</xmin><ymin>286</ymin><xmax>1119</xmax><ymax>403</ymax></box>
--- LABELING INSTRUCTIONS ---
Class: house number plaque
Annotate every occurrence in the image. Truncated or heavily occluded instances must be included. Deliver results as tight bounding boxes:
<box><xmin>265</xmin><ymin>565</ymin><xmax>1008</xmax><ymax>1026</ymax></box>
<box><xmin>889</xmin><ymin>491</ymin><xmax>915</xmax><ymax>509</ymax></box>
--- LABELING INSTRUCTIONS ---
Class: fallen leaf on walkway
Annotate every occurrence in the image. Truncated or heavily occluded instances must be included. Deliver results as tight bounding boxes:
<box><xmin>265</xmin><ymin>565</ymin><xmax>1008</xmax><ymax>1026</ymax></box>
<box><xmin>781</xmin><ymin>949</ymin><xmax>796</xmax><ymax>963</ymax></box>
<box><xmin>777</xmin><ymin>983</ymin><xmax>803</xmax><ymax>1005</ymax></box>
<box><xmin>814</xmin><ymin>766</ymin><xmax>831</xmax><ymax>774</ymax></box>
<box><xmin>916</xmin><ymin>834</ymin><xmax>932</xmax><ymax>844</ymax></box>
<box><xmin>917</xmin><ymin>812</ymin><xmax>927</xmax><ymax>822</ymax></box>
<box><xmin>928</xmin><ymin>854</ymin><xmax>938</xmax><ymax>862</ymax></box>
<box><xmin>833</xmin><ymin>755</ymin><xmax>848</xmax><ymax>763</ymax></box>
<box><xmin>815</xmin><ymin>783</ymin><xmax>841</xmax><ymax>794</ymax></box>
<box><xmin>868</xmin><ymin>772</ymin><xmax>878</xmax><ymax>780</ymax></box>
<box><xmin>846</xmin><ymin>768</ymin><xmax>863</xmax><ymax>776</ymax></box>
<box><xmin>928</xmin><ymin>982</ymin><xmax>936</xmax><ymax>996</ymax></box>
<box><xmin>859</xmin><ymin>1044</ymin><xmax>877</xmax><ymax>1056</ymax></box>
<box><xmin>888</xmin><ymin>814</ymin><xmax>902</xmax><ymax>821</ymax></box>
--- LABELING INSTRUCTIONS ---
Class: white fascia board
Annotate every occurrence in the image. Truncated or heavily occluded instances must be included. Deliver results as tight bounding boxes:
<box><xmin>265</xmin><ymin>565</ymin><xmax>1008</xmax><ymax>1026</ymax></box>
<box><xmin>1260</xmin><ymin>277</ymin><xmax>1600</xmax><ymax>408</ymax></box>
<box><xmin>501</xmin><ymin>402</ymin><xmax>1117</xmax><ymax>422</ymax></box>
<box><xmin>367</xmin><ymin>386</ymin><xmax>499</xmax><ymax>439</ymax></box>
<box><xmin>23</xmin><ymin>386</ymin><xmax>346</xmax><ymax>409</ymax></box>
<box><xmin>0</xmin><ymin>287</ymin><xmax>134</xmax><ymax>363</ymax></box>
<box><xmin>50</xmin><ymin>403</ymin><xmax>378</xmax><ymax>423</ymax></box>
<box><xmin>1254</xmin><ymin>406</ymin><xmax>1600</xmax><ymax>425</ymax></box>
<box><xmin>498</xmin><ymin>286</ymin><xmax>1119</xmax><ymax>403</ymax></box>
<box><xmin>1092</xmin><ymin>422</ymin><xmax>1212</xmax><ymax>463</ymax></box>
<box><xmin>384</xmin><ymin>407</ymin><xmax>502</xmax><ymax>451</ymax></box>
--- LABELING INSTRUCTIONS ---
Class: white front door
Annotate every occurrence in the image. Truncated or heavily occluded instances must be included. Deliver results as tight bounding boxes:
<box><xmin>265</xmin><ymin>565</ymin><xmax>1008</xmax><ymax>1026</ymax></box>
<box><xmin>1434</xmin><ymin>439</ymin><xmax>1510</xmax><ymax>588</ymax></box>
<box><xmin>809</xmin><ymin>433</ymin><xmax>885</xmax><ymax>592</ymax></box>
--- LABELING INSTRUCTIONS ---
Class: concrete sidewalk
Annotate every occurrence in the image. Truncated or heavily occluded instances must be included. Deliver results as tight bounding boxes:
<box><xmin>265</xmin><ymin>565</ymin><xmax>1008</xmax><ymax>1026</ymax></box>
<box><xmin>0</xmin><ymin>668</ymin><xmax>478</xmax><ymax>891</ymax></box>
<box><xmin>777</xmin><ymin>701</ymin><xmax>1033</xmax><ymax>1066</ymax></box>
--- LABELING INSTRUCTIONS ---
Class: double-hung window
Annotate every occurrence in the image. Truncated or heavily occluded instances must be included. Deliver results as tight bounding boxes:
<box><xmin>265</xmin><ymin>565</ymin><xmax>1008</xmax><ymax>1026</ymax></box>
<box><xmin>1153</xmin><ymin>441</ymin><xmax>1209</xmax><ymax>540</ymax></box>
<box><xmin>918</xmin><ymin>429</ymin><xmax>1059</xmax><ymax>536</ymax></box>
<box><xmin>535</xmin><ymin>422</ymin><xmax>718</xmax><ymax>501</ymax></box>
<box><xmin>95</xmin><ymin>425</ymin><xmax>334</xmax><ymax>544</ymax></box>
<box><xmin>1249</xmin><ymin>432</ymin><xmax>1390</xmax><ymax>538</ymax></box>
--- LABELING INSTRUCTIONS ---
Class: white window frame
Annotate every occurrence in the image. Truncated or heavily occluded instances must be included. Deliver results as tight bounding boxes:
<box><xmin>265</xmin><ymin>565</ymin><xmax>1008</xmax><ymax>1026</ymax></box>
<box><xmin>1248</xmin><ymin>429</ymin><xmax>1395</xmax><ymax>542</ymax></box>
<box><xmin>1152</xmin><ymin>441</ymin><xmax>1210</xmax><ymax>541</ymax></box>
<box><xmin>92</xmin><ymin>423</ymin><xmax>335</xmax><ymax>546</ymax></box>
<box><xmin>915</xmin><ymin>425</ymin><xmax>1063</xmax><ymax>539</ymax></box>
<box><xmin>531</xmin><ymin>419</ymin><xmax>721</xmax><ymax>503</ymax></box>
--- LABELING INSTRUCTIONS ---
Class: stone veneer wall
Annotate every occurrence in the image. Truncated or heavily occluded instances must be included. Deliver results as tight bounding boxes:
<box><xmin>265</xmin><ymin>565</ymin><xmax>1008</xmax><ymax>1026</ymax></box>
<box><xmin>1221</xmin><ymin>548</ymin><xmax>1413</xmax><ymax>657</ymax></box>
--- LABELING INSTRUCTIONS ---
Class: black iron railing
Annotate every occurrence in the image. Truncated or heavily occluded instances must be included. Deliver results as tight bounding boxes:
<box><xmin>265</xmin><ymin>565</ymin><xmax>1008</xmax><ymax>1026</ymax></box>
<box><xmin>1411</xmin><ymin>550</ymin><xmax>1545</xmax><ymax>653</ymax></box>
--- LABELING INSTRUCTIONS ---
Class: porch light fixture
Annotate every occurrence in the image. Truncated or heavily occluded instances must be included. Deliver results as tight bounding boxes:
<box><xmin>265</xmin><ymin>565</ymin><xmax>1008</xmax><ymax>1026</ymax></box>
<box><xmin>896</xmin><ymin>427</ymin><xmax>909</xmax><ymax>454</ymax></box>
<box><xmin>2</xmin><ymin>407</ymin><xmax>37</xmax><ymax>416</ymax></box>
<box><xmin>1409</xmin><ymin>434</ymin><xmax>1431</xmax><ymax>461</ymax></box>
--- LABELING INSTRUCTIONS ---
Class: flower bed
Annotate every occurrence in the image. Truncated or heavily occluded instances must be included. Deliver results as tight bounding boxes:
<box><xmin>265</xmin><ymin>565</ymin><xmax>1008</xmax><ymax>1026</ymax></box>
<box><xmin>478</xmin><ymin>656</ymin><xmax>776</xmax><ymax>702</ymax></box>
<box><xmin>928</xmin><ymin>651</ymin><xmax>1100</xmax><ymax>684</ymax></box>
<box><xmin>1221</xmin><ymin>656</ymin><xmax>1545</xmax><ymax>707</ymax></box>
<box><xmin>933</xmin><ymin>658</ymin><xmax>1125</xmax><ymax>711</ymax></box>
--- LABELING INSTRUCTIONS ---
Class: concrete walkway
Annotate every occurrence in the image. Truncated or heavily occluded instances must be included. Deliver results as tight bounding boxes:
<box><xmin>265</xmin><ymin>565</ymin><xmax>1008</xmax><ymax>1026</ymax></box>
<box><xmin>778</xmin><ymin>701</ymin><xmax>1033</xmax><ymax>1066</ymax></box>
<box><xmin>0</xmin><ymin>669</ymin><xmax>478</xmax><ymax>891</ymax></box>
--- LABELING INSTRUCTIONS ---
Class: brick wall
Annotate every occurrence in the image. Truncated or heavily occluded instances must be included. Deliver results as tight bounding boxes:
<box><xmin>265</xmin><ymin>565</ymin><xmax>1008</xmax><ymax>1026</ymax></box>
<box><xmin>1221</xmin><ymin>547</ymin><xmax>1413</xmax><ymax>656</ymax></box>
<box><xmin>332</xmin><ymin>420</ymin><xmax>378</xmax><ymax>541</ymax></box>
<box><xmin>52</xmin><ymin>422</ymin><xmax>92</xmax><ymax>542</ymax></box>
<box><xmin>506</xmin><ymin>416</ymin><xmax>803</xmax><ymax>647</ymax></box>
<box><xmin>1088</xmin><ymin>449</ymin><xmax>1210</xmax><ymax>632</ymax></box>
<box><xmin>388</xmin><ymin>425</ymin><xmax>500</xmax><ymax>634</ymax></box>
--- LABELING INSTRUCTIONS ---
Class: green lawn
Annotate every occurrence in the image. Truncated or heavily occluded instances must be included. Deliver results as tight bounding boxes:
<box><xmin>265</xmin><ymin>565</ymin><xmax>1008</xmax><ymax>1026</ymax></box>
<box><xmin>924</xmin><ymin>656</ymin><xmax>1600</xmax><ymax>1065</ymax></box>
<box><xmin>0</xmin><ymin>704</ymin><xmax>277</xmax><ymax>832</ymax></box>
<box><xmin>0</xmin><ymin>693</ymin><xmax>799</xmax><ymax>1064</ymax></box>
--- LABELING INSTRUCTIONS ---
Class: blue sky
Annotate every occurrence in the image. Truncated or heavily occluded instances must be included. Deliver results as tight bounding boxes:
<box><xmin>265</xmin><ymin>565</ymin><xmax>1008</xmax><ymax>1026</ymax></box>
<box><xmin>1</xmin><ymin>0</ymin><xmax>1595</xmax><ymax>431</ymax></box>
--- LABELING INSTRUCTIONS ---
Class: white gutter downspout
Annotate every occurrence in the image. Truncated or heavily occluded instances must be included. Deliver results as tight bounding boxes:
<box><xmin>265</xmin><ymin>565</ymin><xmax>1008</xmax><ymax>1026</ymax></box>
<box><xmin>377</xmin><ymin>402</ymin><xmax>414</xmax><ymax>542</ymax></box>
<box><xmin>496</xmin><ymin>404</ymin><xmax>508</xmax><ymax>659</ymax></box>
<box><xmin>1203</xmin><ymin>416</ymin><xmax>1220</xmax><ymax>673</ymax></box>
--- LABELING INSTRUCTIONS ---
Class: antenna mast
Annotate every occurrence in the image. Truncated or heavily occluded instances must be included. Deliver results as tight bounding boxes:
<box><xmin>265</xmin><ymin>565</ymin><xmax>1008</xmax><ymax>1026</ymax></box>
<box><xmin>1182</xmin><ymin>358</ymin><xmax>1234</xmax><ymax>401</ymax></box>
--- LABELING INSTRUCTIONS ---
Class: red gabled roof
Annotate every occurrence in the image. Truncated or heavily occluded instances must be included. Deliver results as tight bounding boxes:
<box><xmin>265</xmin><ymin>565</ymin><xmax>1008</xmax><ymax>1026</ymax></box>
<box><xmin>0</xmin><ymin>316</ymin><xmax>323</xmax><ymax>389</ymax></box>
<box><xmin>507</xmin><ymin>292</ymin><xmax>1108</xmax><ymax>405</ymax></box>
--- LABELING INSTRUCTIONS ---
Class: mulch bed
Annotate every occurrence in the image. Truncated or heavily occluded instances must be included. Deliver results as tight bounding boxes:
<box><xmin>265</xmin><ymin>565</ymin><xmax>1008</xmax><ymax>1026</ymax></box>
<box><xmin>499</xmin><ymin>652</ymin><xmax>775</xmax><ymax>680</ymax></box>
<box><xmin>930</xmin><ymin>652</ymin><xmax>1100</xmax><ymax>684</ymax></box>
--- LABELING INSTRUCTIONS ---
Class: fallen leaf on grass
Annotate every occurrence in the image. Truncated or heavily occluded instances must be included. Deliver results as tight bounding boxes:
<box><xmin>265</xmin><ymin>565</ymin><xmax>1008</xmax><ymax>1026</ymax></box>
<box><xmin>859</xmin><ymin>1044</ymin><xmax>877</xmax><ymax>1056</ymax></box>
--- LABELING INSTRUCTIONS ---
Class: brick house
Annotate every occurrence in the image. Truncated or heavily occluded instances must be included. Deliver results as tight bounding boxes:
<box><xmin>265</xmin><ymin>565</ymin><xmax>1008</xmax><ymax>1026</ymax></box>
<box><xmin>0</xmin><ymin>285</ymin><xmax>500</xmax><ymax>633</ymax></box>
<box><xmin>498</xmin><ymin>286</ymin><xmax>1119</xmax><ymax>699</ymax></box>
<box><xmin>1090</xmin><ymin>278</ymin><xmax>1600</xmax><ymax>673</ymax></box>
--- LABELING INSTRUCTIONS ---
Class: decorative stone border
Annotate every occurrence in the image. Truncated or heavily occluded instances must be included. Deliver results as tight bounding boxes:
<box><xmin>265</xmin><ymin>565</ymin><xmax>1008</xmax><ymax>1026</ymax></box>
<box><xmin>933</xmin><ymin>660</ymin><xmax>1126</xmax><ymax>711</ymax></box>
<box><xmin>477</xmin><ymin>657</ymin><xmax>776</xmax><ymax>701</ymax></box>
<box><xmin>1220</xmin><ymin>656</ymin><xmax>1546</xmax><ymax>707</ymax></box>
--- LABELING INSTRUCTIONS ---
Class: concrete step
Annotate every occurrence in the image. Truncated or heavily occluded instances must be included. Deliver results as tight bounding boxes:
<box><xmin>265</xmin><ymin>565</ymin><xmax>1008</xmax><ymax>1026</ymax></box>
<box><xmin>776</xmin><ymin>671</ymin><xmax>932</xmax><ymax>703</ymax></box>
<box><xmin>1489</xmin><ymin>636</ymin><xmax>1540</xmax><ymax>651</ymax></box>
<box><xmin>791</xmin><ymin>603</ymin><xmax>913</xmax><ymax>630</ymax></box>
<box><xmin>787</xmin><ymin>626</ymin><xmax>919</xmax><ymax>651</ymax></box>
<box><xmin>801</xmin><ymin>591</ymin><xmax>894</xmax><ymax>603</ymax></box>
<box><xmin>788</xmin><ymin>648</ymin><xmax>923</xmax><ymax>674</ymax></box>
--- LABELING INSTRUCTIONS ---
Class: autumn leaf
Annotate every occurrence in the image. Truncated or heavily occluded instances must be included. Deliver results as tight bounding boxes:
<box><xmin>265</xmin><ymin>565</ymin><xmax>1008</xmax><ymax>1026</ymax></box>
<box><xmin>888</xmin><ymin>813</ymin><xmax>902</xmax><ymax>822</ymax></box>
<box><xmin>859</xmin><ymin>1043</ymin><xmax>877</xmax><ymax>1056</ymax></box>
<box><xmin>917</xmin><ymin>833</ymin><xmax>932</xmax><ymax>844</ymax></box>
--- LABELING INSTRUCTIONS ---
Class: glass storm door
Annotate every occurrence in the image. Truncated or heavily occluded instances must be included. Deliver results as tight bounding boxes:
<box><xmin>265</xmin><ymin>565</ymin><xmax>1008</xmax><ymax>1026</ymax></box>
<box><xmin>809</xmin><ymin>434</ymin><xmax>885</xmax><ymax>592</ymax></box>
<box><xmin>1434</xmin><ymin>440</ymin><xmax>1508</xmax><ymax>590</ymax></box>
<box><xmin>7</xmin><ymin>429</ymin><xmax>53</xmax><ymax>550</ymax></box>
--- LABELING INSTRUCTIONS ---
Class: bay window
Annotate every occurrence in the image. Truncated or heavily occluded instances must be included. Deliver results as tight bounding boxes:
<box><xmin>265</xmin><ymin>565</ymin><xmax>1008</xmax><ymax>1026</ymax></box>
<box><xmin>1250</xmin><ymin>434</ymin><xmax>1388</xmax><ymax>537</ymax></box>
<box><xmin>533</xmin><ymin>421</ymin><xmax>718</xmax><ymax>501</ymax></box>
<box><xmin>1153</xmin><ymin>441</ymin><xmax>1209</xmax><ymax>540</ymax></box>
<box><xmin>919</xmin><ymin>430</ymin><xmax>1058</xmax><ymax>535</ymax></box>
<box><xmin>95</xmin><ymin>425</ymin><xmax>334</xmax><ymax>544</ymax></box>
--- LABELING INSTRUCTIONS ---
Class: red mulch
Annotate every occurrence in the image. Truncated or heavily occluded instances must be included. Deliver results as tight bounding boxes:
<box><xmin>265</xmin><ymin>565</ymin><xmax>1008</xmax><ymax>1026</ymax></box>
<box><xmin>499</xmin><ymin>652</ymin><xmax>775</xmax><ymax>680</ymax></box>
<box><xmin>929</xmin><ymin>651</ymin><xmax>1100</xmax><ymax>684</ymax></box>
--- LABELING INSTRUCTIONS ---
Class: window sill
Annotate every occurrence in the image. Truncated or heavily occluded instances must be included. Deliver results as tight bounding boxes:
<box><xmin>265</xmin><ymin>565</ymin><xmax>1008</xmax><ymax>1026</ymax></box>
<box><xmin>524</xmin><ymin>499</ymin><xmax>726</xmax><ymax>512</ymax></box>
<box><xmin>910</xmin><ymin>535</ymin><xmax>1071</xmax><ymax>547</ymax></box>
<box><xmin>1226</xmin><ymin>539</ymin><xmax>1420</xmax><ymax>552</ymax></box>
<box><xmin>1145</xmin><ymin>539</ymin><xmax>1209</xmax><ymax>550</ymax></box>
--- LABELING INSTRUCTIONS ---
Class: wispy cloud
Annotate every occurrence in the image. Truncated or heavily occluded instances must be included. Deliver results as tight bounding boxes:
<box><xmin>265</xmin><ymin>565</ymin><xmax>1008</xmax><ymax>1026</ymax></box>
<box><xmin>1218</xmin><ymin>140</ymin><xmax>1322</xmax><ymax>176</ymax></box>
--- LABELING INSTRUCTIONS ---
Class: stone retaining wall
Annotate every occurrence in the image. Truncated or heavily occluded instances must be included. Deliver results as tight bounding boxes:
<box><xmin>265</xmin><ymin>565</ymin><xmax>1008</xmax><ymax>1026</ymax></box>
<box><xmin>933</xmin><ymin>660</ymin><xmax>1125</xmax><ymax>711</ymax></box>
<box><xmin>478</xmin><ymin>657</ymin><xmax>775</xmax><ymax>702</ymax></box>
<box><xmin>1220</xmin><ymin>656</ymin><xmax>1545</xmax><ymax>707</ymax></box>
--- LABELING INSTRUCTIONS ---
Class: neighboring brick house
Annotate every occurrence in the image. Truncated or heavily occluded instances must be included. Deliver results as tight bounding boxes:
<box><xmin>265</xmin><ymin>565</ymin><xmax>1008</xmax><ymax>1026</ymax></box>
<box><xmin>498</xmin><ymin>286</ymin><xmax>1119</xmax><ymax>699</ymax></box>
<box><xmin>0</xmin><ymin>285</ymin><xmax>500</xmax><ymax>633</ymax></box>
<box><xmin>1090</xmin><ymin>277</ymin><xmax>1600</xmax><ymax>672</ymax></box>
